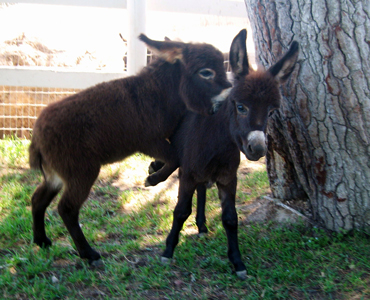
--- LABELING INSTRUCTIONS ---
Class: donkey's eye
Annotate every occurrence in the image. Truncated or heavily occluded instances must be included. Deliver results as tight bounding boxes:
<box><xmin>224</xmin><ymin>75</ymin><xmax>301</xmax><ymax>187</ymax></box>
<box><xmin>236</xmin><ymin>104</ymin><xmax>248</xmax><ymax>115</ymax></box>
<box><xmin>198</xmin><ymin>68</ymin><xmax>216</xmax><ymax>80</ymax></box>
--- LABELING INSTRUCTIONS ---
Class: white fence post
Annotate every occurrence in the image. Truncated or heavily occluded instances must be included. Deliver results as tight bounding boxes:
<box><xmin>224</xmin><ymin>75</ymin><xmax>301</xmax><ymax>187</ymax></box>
<box><xmin>127</xmin><ymin>0</ymin><xmax>147</xmax><ymax>76</ymax></box>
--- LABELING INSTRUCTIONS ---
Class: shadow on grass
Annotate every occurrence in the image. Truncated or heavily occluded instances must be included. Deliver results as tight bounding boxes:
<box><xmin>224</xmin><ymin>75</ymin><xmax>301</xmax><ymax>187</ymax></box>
<box><xmin>1</xmin><ymin>164</ymin><xmax>370</xmax><ymax>299</ymax></box>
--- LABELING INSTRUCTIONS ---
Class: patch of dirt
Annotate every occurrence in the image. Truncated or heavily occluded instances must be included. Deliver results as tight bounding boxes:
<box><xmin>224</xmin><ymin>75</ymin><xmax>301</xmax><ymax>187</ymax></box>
<box><xmin>238</xmin><ymin>196</ymin><xmax>308</xmax><ymax>225</ymax></box>
<box><xmin>108</xmin><ymin>155</ymin><xmax>307</xmax><ymax>226</ymax></box>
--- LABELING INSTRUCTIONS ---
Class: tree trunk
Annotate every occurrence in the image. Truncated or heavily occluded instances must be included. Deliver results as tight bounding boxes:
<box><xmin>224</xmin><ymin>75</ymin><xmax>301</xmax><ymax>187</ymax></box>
<box><xmin>245</xmin><ymin>0</ymin><xmax>370</xmax><ymax>232</ymax></box>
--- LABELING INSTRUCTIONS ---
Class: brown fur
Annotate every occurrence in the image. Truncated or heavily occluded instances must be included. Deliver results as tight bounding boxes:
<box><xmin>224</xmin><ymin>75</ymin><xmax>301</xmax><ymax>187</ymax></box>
<box><xmin>158</xmin><ymin>29</ymin><xmax>299</xmax><ymax>278</ymax></box>
<box><xmin>29</xmin><ymin>34</ymin><xmax>231</xmax><ymax>262</ymax></box>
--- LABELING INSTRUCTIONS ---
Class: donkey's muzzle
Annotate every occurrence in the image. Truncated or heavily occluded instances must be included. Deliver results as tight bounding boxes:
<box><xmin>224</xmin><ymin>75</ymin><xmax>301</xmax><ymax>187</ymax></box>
<box><xmin>244</xmin><ymin>130</ymin><xmax>267</xmax><ymax>161</ymax></box>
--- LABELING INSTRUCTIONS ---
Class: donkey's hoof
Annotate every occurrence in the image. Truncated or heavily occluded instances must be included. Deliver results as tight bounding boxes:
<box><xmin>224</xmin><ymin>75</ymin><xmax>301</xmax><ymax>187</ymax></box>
<box><xmin>81</xmin><ymin>248</ymin><xmax>101</xmax><ymax>262</ymax></box>
<box><xmin>145</xmin><ymin>175</ymin><xmax>160</xmax><ymax>187</ymax></box>
<box><xmin>197</xmin><ymin>225</ymin><xmax>208</xmax><ymax>236</ymax></box>
<box><xmin>197</xmin><ymin>232</ymin><xmax>208</xmax><ymax>238</ymax></box>
<box><xmin>236</xmin><ymin>270</ymin><xmax>247</xmax><ymax>280</ymax></box>
<box><xmin>34</xmin><ymin>237</ymin><xmax>52</xmax><ymax>248</ymax></box>
<box><xmin>145</xmin><ymin>177</ymin><xmax>153</xmax><ymax>187</ymax></box>
<box><xmin>160</xmin><ymin>256</ymin><xmax>172</xmax><ymax>264</ymax></box>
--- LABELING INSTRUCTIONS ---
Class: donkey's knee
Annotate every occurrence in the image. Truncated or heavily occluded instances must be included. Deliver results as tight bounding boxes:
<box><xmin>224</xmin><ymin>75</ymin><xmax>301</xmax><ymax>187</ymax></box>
<box><xmin>221</xmin><ymin>206</ymin><xmax>238</xmax><ymax>231</ymax></box>
<box><xmin>173</xmin><ymin>205</ymin><xmax>192</xmax><ymax>223</ymax></box>
<box><xmin>222</xmin><ymin>214</ymin><xmax>238</xmax><ymax>230</ymax></box>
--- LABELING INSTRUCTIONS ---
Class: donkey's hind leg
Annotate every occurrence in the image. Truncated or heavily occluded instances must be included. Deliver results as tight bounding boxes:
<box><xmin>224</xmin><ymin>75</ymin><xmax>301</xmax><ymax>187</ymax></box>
<box><xmin>148</xmin><ymin>160</ymin><xmax>165</xmax><ymax>175</ymax></box>
<box><xmin>32</xmin><ymin>179</ymin><xmax>62</xmax><ymax>248</ymax></box>
<box><xmin>57</xmin><ymin>166</ymin><xmax>101</xmax><ymax>262</ymax></box>
<box><xmin>144</xmin><ymin>139</ymin><xmax>179</xmax><ymax>187</ymax></box>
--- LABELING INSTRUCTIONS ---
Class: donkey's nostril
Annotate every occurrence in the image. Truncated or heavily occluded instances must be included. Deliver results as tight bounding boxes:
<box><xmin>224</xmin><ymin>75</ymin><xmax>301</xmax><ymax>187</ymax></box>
<box><xmin>254</xmin><ymin>144</ymin><xmax>266</xmax><ymax>155</ymax></box>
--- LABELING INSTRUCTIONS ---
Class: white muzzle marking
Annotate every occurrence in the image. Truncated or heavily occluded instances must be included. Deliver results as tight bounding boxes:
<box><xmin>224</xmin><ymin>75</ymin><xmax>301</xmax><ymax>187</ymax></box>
<box><xmin>247</xmin><ymin>130</ymin><xmax>266</xmax><ymax>145</ymax></box>
<box><xmin>211</xmin><ymin>87</ymin><xmax>232</xmax><ymax>104</ymax></box>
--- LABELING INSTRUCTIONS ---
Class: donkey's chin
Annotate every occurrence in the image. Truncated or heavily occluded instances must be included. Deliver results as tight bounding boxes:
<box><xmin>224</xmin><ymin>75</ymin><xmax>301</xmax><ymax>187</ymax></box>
<box><xmin>244</xmin><ymin>152</ymin><xmax>265</xmax><ymax>161</ymax></box>
<box><xmin>242</xmin><ymin>145</ymin><xmax>267</xmax><ymax>161</ymax></box>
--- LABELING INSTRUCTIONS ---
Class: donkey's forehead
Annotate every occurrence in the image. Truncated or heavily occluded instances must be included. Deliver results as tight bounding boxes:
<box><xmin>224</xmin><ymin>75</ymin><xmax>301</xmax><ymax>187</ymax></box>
<box><xmin>183</xmin><ymin>43</ymin><xmax>224</xmax><ymax>69</ymax></box>
<box><xmin>235</xmin><ymin>71</ymin><xmax>281</xmax><ymax>105</ymax></box>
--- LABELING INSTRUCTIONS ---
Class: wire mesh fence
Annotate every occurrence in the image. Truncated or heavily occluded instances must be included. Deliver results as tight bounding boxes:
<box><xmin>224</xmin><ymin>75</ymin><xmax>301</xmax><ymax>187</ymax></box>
<box><xmin>0</xmin><ymin>86</ymin><xmax>80</xmax><ymax>138</ymax></box>
<box><xmin>0</xmin><ymin>3</ymin><xmax>127</xmax><ymax>139</ymax></box>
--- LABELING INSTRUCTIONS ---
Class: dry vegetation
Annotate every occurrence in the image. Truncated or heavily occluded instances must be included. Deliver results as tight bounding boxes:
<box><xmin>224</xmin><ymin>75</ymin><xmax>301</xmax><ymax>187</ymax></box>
<box><xmin>0</xmin><ymin>33</ymin><xmax>115</xmax><ymax>69</ymax></box>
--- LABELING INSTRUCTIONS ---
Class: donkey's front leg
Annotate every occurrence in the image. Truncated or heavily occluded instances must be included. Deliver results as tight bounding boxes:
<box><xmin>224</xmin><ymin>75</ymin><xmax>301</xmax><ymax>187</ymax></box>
<box><xmin>161</xmin><ymin>174</ymin><xmax>197</xmax><ymax>262</ymax></box>
<box><xmin>217</xmin><ymin>178</ymin><xmax>247</xmax><ymax>280</ymax></box>
<box><xmin>196</xmin><ymin>184</ymin><xmax>208</xmax><ymax>235</ymax></box>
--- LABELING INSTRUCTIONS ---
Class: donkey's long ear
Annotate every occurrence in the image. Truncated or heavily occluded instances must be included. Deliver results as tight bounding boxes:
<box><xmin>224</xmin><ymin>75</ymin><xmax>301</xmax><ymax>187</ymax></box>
<box><xmin>229</xmin><ymin>29</ymin><xmax>249</xmax><ymax>78</ymax></box>
<box><xmin>268</xmin><ymin>41</ymin><xmax>299</xmax><ymax>82</ymax></box>
<box><xmin>139</xmin><ymin>34</ymin><xmax>183</xmax><ymax>64</ymax></box>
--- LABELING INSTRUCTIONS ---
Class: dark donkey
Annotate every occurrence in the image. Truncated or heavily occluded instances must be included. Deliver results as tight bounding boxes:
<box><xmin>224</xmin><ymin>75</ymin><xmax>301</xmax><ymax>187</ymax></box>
<box><xmin>157</xmin><ymin>29</ymin><xmax>299</xmax><ymax>279</ymax></box>
<box><xmin>29</xmin><ymin>34</ymin><xmax>232</xmax><ymax>263</ymax></box>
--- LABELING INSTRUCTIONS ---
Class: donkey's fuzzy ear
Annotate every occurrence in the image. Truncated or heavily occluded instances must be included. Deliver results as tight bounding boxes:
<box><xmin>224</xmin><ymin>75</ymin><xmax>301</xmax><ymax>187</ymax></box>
<box><xmin>229</xmin><ymin>29</ymin><xmax>249</xmax><ymax>78</ymax></box>
<box><xmin>268</xmin><ymin>41</ymin><xmax>299</xmax><ymax>82</ymax></box>
<box><xmin>139</xmin><ymin>34</ymin><xmax>183</xmax><ymax>64</ymax></box>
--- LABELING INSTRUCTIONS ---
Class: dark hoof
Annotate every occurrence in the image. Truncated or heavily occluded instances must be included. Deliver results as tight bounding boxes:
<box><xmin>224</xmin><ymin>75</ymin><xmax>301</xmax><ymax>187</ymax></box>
<box><xmin>145</xmin><ymin>175</ymin><xmax>160</xmax><ymax>187</ymax></box>
<box><xmin>198</xmin><ymin>225</ymin><xmax>208</xmax><ymax>235</ymax></box>
<box><xmin>34</xmin><ymin>237</ymin><xmax>52</xmax><ymax>248</ymax></box>
<box><xmin>236</xmin><ymin>270</ymin><xmax>247</xmax><ymax>280</ymax></box>
<box><xmin>81</xmin><ymin>249</ymin><xmax>101</xmax><ymax>262</ymax></box>
<box><xmin>145</xmin><ymin>177</ymin><xmax>153</xmax><ymax>187</ymax></box>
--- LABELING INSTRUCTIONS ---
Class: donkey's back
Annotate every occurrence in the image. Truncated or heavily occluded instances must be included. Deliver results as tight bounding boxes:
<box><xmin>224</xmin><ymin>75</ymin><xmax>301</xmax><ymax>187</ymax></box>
<box><xmin>31</xmin><ymin>63</ymin><xmax>184</xmax><ymax>168</ymax></box>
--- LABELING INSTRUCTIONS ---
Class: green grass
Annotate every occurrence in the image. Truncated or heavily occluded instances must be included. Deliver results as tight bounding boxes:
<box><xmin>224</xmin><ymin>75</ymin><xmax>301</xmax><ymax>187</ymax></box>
<box><xmin>0</xmin><ymin>137</ymin><xmax>369</xmax><ymax>299</ymax></box>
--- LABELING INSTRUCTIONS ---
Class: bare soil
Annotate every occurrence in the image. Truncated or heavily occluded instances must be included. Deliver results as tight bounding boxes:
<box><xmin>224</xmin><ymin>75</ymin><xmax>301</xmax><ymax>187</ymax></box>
<box><xmin>105</xmin><ymin>155</ymin><xmax>308</xmax><ymax>226</ymax></box>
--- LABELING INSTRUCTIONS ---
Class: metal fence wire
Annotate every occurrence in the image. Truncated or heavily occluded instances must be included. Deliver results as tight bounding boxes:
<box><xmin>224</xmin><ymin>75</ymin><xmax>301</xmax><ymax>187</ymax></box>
<box><xmin>0</xmin><ymin>86</ymin><xmax>79</xmax><ymax>138</ymax></box>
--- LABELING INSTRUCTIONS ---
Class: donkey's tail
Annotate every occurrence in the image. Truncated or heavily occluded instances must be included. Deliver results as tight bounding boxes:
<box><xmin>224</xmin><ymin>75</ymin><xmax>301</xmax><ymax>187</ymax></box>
<box><xmin>29</xmin><ymin>141</ymin><xmax>42</xmax><ymax>171</ymax></box>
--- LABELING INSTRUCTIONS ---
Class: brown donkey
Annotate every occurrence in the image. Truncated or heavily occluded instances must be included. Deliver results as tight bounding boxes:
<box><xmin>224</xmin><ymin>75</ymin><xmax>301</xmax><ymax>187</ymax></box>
<box><xmin>155</xmin><ymin>29</ymin><xmax>299</xmax><ymax>279</ymax></box>
<box><xmin>29</xmin><ymin>34</ymin><xmax>232</xmax><ymax>263</ymax></box>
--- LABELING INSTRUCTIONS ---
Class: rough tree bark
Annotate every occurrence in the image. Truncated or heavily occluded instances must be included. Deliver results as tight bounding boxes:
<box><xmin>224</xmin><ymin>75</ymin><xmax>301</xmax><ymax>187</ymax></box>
<box><xmin>244</xmin><ymin>0</ymin><xmax>370</xmax><ymax>232</ymax></box>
